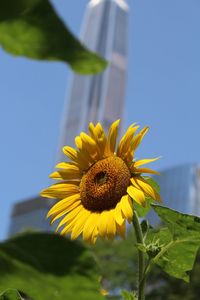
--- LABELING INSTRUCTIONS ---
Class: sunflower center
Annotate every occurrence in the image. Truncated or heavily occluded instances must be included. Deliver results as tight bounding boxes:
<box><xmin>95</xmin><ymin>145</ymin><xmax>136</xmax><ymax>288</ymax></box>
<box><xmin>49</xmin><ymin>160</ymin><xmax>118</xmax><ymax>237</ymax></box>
<box><xmin>80</xmin><ymin>156</ymin><xmax>131</xmax><ymax>212</ymax></box>
<box><xmin>95</xmin><ymin>171</ymin><xmax>107</xmax><ymax>185</ymax></box>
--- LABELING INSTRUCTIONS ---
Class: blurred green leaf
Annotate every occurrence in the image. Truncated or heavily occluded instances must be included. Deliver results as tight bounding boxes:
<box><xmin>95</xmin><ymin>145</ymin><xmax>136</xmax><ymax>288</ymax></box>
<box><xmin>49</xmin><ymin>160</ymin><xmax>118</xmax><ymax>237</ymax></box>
<box><xmin>0</xmin><ymin>0</ymin><xmax>107</xmax><ymax>74</ymax></box>
<box><xmin>146</xmin><ymin>205</ymin><xmax>200</xmax><ymax>282</ymax></box>
<box><xmin>0</xmin><ymin>289</ymin><xmax>23</xmax><ymax>300</ymax></box>
<box><xmin>121</xmin><ymin>290</ymin><xmax>137</xmax><ymax>300</ymax></box>
<box><xmin>0</xmin><ymin>232</ymin><xmax>103</xmax><ymax>300</ymax></box>
<box><xmin>92</xmin><ymin>229</ymin><xmax>138</xmax><ymax>295</ymax></box>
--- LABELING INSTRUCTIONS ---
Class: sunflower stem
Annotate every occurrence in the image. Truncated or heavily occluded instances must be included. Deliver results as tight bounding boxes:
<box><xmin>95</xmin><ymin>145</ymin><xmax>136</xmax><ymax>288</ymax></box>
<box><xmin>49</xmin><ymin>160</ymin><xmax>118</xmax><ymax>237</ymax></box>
<box><xmin>132</xmin><ymin>211</ymin><xmax>146</xmax><ymax>300</ymax></box>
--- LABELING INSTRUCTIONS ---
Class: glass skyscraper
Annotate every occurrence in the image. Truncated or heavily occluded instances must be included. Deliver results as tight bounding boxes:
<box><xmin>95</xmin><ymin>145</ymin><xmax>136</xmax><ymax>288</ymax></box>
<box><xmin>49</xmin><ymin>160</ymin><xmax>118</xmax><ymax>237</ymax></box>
<box><xmin>147</xmin><ymin>163</ymin><xmax>200</xmax><ymax>225</ymax></box>
<box><xmin>9</xmin><ymin>0</ymin><xmax>129</xmax><ymax>236</ymax></box>
<box><xmin>57</xmin><ymin>0</ymin><xmax>128</xmax><ymax>162</ymax></box>
<box><xmin>8</xmin><ymin>196</ymin><xmax>52</xmax><ymax>236</ymax></box>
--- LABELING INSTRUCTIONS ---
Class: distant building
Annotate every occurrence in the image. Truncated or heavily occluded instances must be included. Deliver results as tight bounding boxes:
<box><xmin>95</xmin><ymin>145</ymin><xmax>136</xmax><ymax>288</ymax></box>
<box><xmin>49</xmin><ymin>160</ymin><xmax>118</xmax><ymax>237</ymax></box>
<box><xmin>57</xmin><ymin>0</ymin><xmax>128</xmax><ymax>162</ymax></box>
<box><xmin>147</xmin><ymin>164</ymin><xmax>200</xmax><ymax>224</ymax></box>
<box><xmin>8</xmin><ymin>196</ymin><xmax>52</xmax><ymax>236</ymax></box>
<box><xmin>9</xmin><ymin>0</ymin><xmax>129</xmax><ymax>236</ymax></box>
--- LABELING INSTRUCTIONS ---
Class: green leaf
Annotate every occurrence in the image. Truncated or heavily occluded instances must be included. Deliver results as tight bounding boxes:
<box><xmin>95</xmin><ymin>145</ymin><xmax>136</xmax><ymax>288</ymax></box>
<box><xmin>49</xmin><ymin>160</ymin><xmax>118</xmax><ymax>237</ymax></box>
<box><xmin>0</xmin><ymin>0</ymin><xmax>107</xmax><ymax>74</ymax></box>
<box><xmin>0</xmin><ymin>289</ymin><xmax>23</xmax><ymax>300</ymax></box>
<box><xmin>134</xmin><ymin>197</ymin><xmax>154</xmax><ymax>218</ymax></box>
<box><xmin>146</xmin><ymin>204</ymin><xmax>200</xmax><ymax>282</ymax></box>
<box><xmin>121</xmin><ymin>290</ymin><xmax>137</xmax><ymax>300</ymax></box>
<box><xmin>140</xmin><ymin>220</ymin><xmax>149</xmax><ymax>235</ymax></box>
<box><xmin>0</xmin><ymin>232</ymin><xmax>103</xmax><ymax>300</ymax></box>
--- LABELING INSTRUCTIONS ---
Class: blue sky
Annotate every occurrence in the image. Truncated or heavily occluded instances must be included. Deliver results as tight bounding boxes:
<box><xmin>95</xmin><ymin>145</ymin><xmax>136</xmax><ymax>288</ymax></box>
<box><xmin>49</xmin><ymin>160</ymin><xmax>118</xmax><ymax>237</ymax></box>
<box><xmin>1</xmin><ymin>0</ymin><xmax>200</xmax><ymax>240</ymax></box>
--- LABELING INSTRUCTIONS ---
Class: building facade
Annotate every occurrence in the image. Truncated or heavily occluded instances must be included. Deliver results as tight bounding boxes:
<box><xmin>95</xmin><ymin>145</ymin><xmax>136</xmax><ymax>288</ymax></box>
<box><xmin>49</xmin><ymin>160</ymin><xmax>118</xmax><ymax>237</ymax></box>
<box><xmin>57</xmin><ymin>0</ymin><xmax>128</xmax><ymax>162</ymax></box>
<box><xmin>8</xmin><ymin>196</ymin><xmax>52</xmax><ymax>236</ymax></box>
<box><xmin>147</xmin><ymin>163</ymin><xmax>200</xmax><ymax>224</ymax></box>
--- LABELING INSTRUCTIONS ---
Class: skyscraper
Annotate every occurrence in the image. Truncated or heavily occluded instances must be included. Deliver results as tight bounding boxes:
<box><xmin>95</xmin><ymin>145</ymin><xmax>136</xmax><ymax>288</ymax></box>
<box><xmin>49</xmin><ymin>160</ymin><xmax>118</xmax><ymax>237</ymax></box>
<box><xmin>57</xmin><ymin>0</ymin><xmax>128</xmax><ymax>162</ymax></box>
<box><xmin>147</xmin><ymin>164</ymin><xmax>200</xmax><ymax>225</ymax></box>
<box><xmin>9</xmin><ymin>0</ymin><xmax>129</xmax><ymax>236</ymax></box>
<box><xmin>8</xmin><ymin>196</ymin><xmax>51</xmax><ymax>236</ymax></box>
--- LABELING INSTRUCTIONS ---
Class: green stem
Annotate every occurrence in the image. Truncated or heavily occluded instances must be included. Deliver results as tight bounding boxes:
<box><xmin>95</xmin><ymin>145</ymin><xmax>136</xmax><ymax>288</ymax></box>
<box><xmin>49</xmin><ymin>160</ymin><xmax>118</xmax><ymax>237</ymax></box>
<box><xmin>132</xmin><ymin>212</ymin><xmax>146</xmax><ymax>300</ymax></box>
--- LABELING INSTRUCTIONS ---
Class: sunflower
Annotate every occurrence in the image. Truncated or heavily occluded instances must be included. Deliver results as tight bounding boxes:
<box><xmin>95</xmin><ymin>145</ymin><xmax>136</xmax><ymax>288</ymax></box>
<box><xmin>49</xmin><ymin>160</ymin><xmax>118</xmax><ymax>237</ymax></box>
<box><xmin>41</xmin><ymin>120</ymin><xmax>160</xmax><ymax>244</ymax></box>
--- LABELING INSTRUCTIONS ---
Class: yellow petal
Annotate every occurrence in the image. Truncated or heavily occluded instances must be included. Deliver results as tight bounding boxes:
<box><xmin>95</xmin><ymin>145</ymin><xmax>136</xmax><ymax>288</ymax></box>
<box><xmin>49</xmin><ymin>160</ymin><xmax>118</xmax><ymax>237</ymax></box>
<box><xmin>60</xmin><ymin>221</ymin><xmax>75</xmax><ymax>235</ymax></box>
<box><xmin>105</xmin><ymin>119</ymin><xmax>120</xmax><ymax>155</ymax></box>
<box><xmin>75</xmin><ymin>136</ymin><xmax>83</xmax><ymax>150</ymax></box>
<box><xmin>96</xmin><ymin>123</ymin><xmax>107</xmax><ymax>147</ymax></box>
<box><xmin>63</xmin><ymin>145</ymin><xmax>88</xmax><ymax>169</ymax></box>
<box><xmin>88</xmin><ymin>226</ymin><xmax>98</xmax><ymax>245</ymax></box>
<box><xmin>132</xmin><ymin>167</ymin><xmax>160</xmax><ymax>175</ymax></box>
<box><xmin>106</xmin><ymin>211</ymin><xmax>116</xmax><ymax>239</ymax></box>
<box><xmin>75</xmin><ymin>136</ymin><xmax>92</xmax><ymax>164</ymax></box>
<box><xmin>49</xmin><ymin>169</ymin><xmax>81</xmax><ymax>180</ymax></box>
<box><xmin>47</xmin><ymin>194</ymin><xmax>80</xmax><ymax>217</ymax></box>
<box><xmin>55</xmin><ymin>163</ymin><xmax>81</xmax><ymax>173</ymax></box>
<box><xmin>80</xmin><ymin>132</ymin><xmax>96</xmax><ymax>147</ymax></box>
<box><xmin>131</xmin><ymin>126</ymin><xmax>149</xmax><ymax>152</ymax></box>
<box><xmin>117</xmin><ymin>124</ymin><xmax>139</xmax><ymax>157</ymax></box>
<box><xmin>55</xmin><ymin>161</ymin><xmax>79</xmax><ymax>169</ymax></box>
<box><xmin>74</xmin><ymin>136</ymin><xmax>93</xmax><ymax>170</ymax></box>
<box><xmin>63</xmin><ymin>146</ymin><xmax>78</xmax><ymax>161</ymax></box>
<box><xmin>89</xmin><ymin>122</ymin><xmax>104</xmax><ymax>140</ymax></box>
<box><xmin>83</xmin><ymin>213</ymin><xmax>99</xmax><ymax>242</ymax></box>
<box><xmin>134</xmin><ymin>157</ymin><xmax>160</xmax><ymax>168</ymax></box>
<box><xmin>116</xmin><ymin>220</ymin><xmax>126</xmax><ymax>239</ymax></box>
<box><xmin>80</xmin><ymin>132</ymin><xmax>99</xmax><ymax>160</ymax></box>
<box><xmin>89</xmin><ymin>122</ymin><xmax>107</xmax><ymax>158</ymax></box>
<box><xmin>114</xmin><ymin>202</ymin><xmax>125</xmax><ymax>225</ymax></box>
<box><xmin>41</xmin><ymin>183</ymin><xmax>79</xmax><ymax>199</ymax></box>
<box><xmin>71</xmin><ymin>209</ymin><xmax>91</xmax><ymax>240</ymax></box>
<box><xmin>98</xmin><ymin>211</ymin><xmax>110</xmax><ymax>238</ymax></box>
<box><xmin>127</xmin><ymin>185</ymin><xmax>146</xmax><ymax>206</ymax></box>
<box><xmin>132</xmin><ymin>177</ymin><xmax>161</xmax><ymax>201</ymax></box>
<box><xmin>50</xmin><ymin>200</ymin><xmax>81</xmax><ymax>224</ymax></box>
<box><xmin>120</xmin><ymin>195</ymin><xmax>134</xmax><ymax>223</ymax></box>
<box><xmin>88</xmin><ymin>122</ymin><xmax>96</xmax><ymax>137</ymax></box>
<box><xmin>78</xmin><ymin>152</ymin><xmax>93</xmax><ymax>170</ymax></box>
<box><xmin>57</xmin><ymin>205</ymin><xmax>84</xmax><ymax>232</ymax></box>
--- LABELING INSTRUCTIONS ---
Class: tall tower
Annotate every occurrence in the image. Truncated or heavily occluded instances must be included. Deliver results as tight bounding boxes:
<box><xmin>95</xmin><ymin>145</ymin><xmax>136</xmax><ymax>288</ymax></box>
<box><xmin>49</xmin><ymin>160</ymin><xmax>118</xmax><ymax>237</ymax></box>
<box><xmin>57</xmin><ymin>0</ymin><xmax>128</xmax><ymax>162</ymax></box>
<box><xmin>147</xmin><ymin>164</ymin><xmax>200</xmax><ymax>225</ymax></box>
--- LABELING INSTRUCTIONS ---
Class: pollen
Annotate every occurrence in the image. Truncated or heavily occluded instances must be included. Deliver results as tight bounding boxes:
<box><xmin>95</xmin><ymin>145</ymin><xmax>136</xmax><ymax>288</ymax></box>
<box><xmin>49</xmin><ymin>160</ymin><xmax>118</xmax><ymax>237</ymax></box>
<box><xmin>80</xmin><ymin>156</ymin><xmax>131</xmax><ymax>212</ymax></box>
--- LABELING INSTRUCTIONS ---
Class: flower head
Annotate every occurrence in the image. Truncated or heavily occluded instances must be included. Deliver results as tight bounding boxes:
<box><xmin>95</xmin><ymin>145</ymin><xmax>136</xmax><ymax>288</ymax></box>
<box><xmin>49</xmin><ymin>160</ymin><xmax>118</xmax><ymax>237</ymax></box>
<box><xmin>41</xmin><ymin>120</ymin><xmax>160</xmax><ymax>244</ymax></box>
